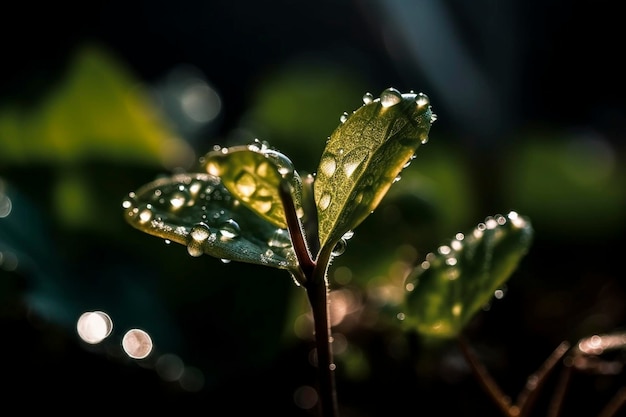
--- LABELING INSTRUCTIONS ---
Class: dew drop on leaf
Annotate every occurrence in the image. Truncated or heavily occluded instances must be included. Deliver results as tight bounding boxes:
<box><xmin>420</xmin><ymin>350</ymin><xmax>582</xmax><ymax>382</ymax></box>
<box><xmin>268</xmin><ymin>229</ymin><xmax>292</xmax><ymax>248</ymax></box>
<box><xmin>416</xmin><ymin>93</ymin><xmax>430</xmax><ymax>109</ymax></box>
<box><xmin>319</xmin><ymin>154</ymin><xmax>337</xmax><ymax>177</ymax></box>
<box><xmin>318</xmin><ymin>193</ymin><xmax>331</xmax><ymax>211</ymax></box>
<box><xmin>263</xmin><ymin>149</ymin><xmax>295</xmax><ymax>177</ymax></box>
<box><xmin>169</xmin><ymin>190</ymin><xmax>189</xmax><ymax>210</ymax></box>
<box><xmin>380</xmin><ymin>87</ymin><xmax>402</xmax><ymax>108</ymax></box>
<box><xmin>341</xmin><ymin>147</ymin><xmax>369</xmax><ymax>178</ymax></box>
<box><xmin>139</xmin><ymin>207</ymin><xmax>153</xmax><ymax>224</ymax></box>
<box><xmin>190</xmin><ymin>222</ymin><xmax>211</xmax><ymax>241</ymax></box>
<box><xmin>219</xmin><ymin>219</ymin><xmax>241</xmax><ymax>240</ymax></box>
<box><xmin>187</xmin><ymin>240</ymin><xmax>204</xmax><ymax>257</ymax></box>
<box><xmin>331</xmin><ymin>239</ymin><xmax>347</xmax><ymax>256</ymax></box>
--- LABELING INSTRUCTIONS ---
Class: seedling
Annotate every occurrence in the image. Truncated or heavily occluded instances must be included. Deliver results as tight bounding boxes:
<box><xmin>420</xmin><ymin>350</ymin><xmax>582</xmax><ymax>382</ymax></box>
<box><xmin>122</xmin><ymin>88</ymin><xmax>623</xmax><ymax>416</ymax></box>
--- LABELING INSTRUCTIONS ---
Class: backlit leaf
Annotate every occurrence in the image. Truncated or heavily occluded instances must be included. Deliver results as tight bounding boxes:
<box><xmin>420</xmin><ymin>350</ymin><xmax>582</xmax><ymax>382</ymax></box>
<box><xmin>200</xmin><ymin>141</ymin><xmax>303</xmax><ymax>230</ymax></box>
<box><xmin>122</xmin><ymin>172</ymin><xmax>298</xmax><ymax>272</ymax></box>
<box><xmin>313</xmin><ymin>88</ymin><xmax>435</xmax><ymax>251</ymax></box>
<box><xmin>402</xmin><ymin>211</ymin><xmax>533</xmax><ymax>339</ymax></box>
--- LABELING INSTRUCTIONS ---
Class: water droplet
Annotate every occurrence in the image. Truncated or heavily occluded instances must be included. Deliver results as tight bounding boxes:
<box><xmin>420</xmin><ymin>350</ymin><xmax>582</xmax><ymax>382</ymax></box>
<box><xmin>188</xmin><ymin>224</ymin><xmax>211</xmax><ymax>257</ymax></box>
<box><xmin>139</xmin><ymin>207</ymin><xmax>153</xmax><ymax>224</ymax></box>
<box><xmin>380</xmin><ymin>88</ymin><xmax>402</xmax><ymax>108</ymax></box>
<box><xmin>319</xmin><ymin>154</ymin><xmax>337</xmax><ymax>177</ymax></box>
<box><xmin>248</xmin><ymin>138</ymin><xmax>263</xmax><ymax>152</ymax></box>
<box><xmin>340</xmin><ymin>112</ymin><xmax>349</xmax><ymax>123</ymax></box>
<box><xmin>220</xmin><ymin>258</ymin><xmax>231</xmax><ymax>264</ymax></box>
<box><xmin>268</xmin><ymin>229</ymin><xmax>292</xmax><ymax>248</ymax></box>
<box><xmin>485</xmin><ymin>217</ymin><xmax>498</xmax><ymax>230</ymax></box>
<box><xmin>331</xmin><ymin>239</ymin><xmax>347</xmax><ymax>256</ymax></box>
<box><xmin>188</xmin><ymin>180</ymin><xmax>203</xmax><ymax>196</ymax></box>
<box><xmin>318</xmin><ymin>193</ymin><xmax>331</xmax><ymax>210</ymax></box>
<box><xmin>187</xmin><ymin>241</ymin><xmax>204</xmax><ymax>257</ymax></box>
<box><xmin>169</xmin><ymin>191</ymin><xmax>189</xmax><ymax>210</ymax></box>
<box><xmin>122</xmin><ymin>197</ymin><xmax>134</xmax><ymax>209</ymax></box>
<box><xmin>416</xmin><ymin>93</ymin><xmax>430</xmax><ymax>108</ymax></box>
<box><xmin>205</xmin><ymin>160</ymin><xmax>221</xmax><ymax>176</ymax></box>
<box><xmin>219</xmin><ymin>219</ymin><xmax>241</xmax><ymax>240</ymax></box>
<box><xmin>263</xmin><ymin>149</ymin><xmax>294</xmax><ymax>176</ymax></box>
<box><xmin>342</xmin><ymin>230</ymin><xmax>354</xmax><ymax>240</ymax></box>
<box><xmin>430</xmin><ymin>113</ymin><xmax>438</xmax><ymax>123</ymax></box>
<box><xmin>362</xmin><ymin>92</ymin><xmax>374</xmax><ymax>105</ymax></box>
<box><xmin>190</xmin><ymin>223</ymin><xmax>211</xmax><ymax>241</ymax></box>
<box><xmin>342</xmin><ymin>147</ymin><xmax>369</xmax><ymax>178</ymax></box>
<box><xmin>234</xmin><ymin>171</ymin><xmax>257</xmax><ymax>197</ymax></box>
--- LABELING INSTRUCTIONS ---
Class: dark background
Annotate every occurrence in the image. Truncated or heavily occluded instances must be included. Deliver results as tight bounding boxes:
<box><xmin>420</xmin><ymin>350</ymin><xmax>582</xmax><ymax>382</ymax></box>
<box><xmin>1</xmin><ymin>1</ymin><xmax>625</xmax><ymax>415</ymax></box>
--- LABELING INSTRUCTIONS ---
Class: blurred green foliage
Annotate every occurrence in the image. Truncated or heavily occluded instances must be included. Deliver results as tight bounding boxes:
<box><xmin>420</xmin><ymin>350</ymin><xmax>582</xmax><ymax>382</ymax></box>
<box><xmin>0</xmin><ymin>43</ymin><xmax>192</xmax><ymax>167</ymax></box>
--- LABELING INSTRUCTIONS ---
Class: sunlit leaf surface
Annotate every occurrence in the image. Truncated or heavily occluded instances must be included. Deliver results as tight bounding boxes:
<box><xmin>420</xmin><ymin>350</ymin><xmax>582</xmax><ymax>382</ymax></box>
<box><xmin>122</xmin><ymin>172</ymin><xmax>298</xmax><ymax>271</ymax></box>
<box><xmin>402</xmin><ymin>211</ymin><xmax>533</xmax><ymax>339</ymax></box>
<box><xmin>314</xmin><ymin>88</ymin><xmax>435</xmax><ymax>251</ymax></box>
<box><xmin>200</xmin><ymin>141</ymin><xmax>303</xmax><ymax>230</ymax></box>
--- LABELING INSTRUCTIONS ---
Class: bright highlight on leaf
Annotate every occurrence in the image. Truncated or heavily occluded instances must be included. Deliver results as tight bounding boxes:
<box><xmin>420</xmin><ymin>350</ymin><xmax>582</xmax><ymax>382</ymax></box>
<box><xmin>313</xmin><ymin>87</ymin><xmax>436</xmax><ymax>252</ymax></box>
<box><xmin>402</xmin><ymin>211</ymin><xmax>533</xmax><ymax>339</ymax></box>
<box><xmin>200</xmin><ymin>140</ymin><xmax>303</xmax><ymax>230</ymax></box>
<box><xmin>122</xmin><ymin>172</ymin><xmax>298</xmax><ymax>271</ymax></box>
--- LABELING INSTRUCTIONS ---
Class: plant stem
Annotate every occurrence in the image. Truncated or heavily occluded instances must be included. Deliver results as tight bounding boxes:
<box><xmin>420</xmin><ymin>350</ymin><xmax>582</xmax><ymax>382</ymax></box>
<box><xmin>279</xmin><ymin>179</ymin><xmax>339</xmax><ymax>417</ymax></box>
<box><xmin>306</xmin><ymin>246</ymin><xmax>339</xmax><ymax>417</ymax></box>
<box><xmin>458</xmin><ymin>335</ymin><xmax>513</xmax><ymax>416</ymax></box>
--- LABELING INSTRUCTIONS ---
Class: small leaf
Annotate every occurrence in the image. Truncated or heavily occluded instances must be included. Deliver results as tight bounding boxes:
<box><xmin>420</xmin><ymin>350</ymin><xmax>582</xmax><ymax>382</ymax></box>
<box><xmin>313</xmin><ymin>88</ymin><xmax>435</xmax><ymax>251</ymax></box>
<box><xmin>122</xmin><ymin>172</ymin><xmax>298</xmax><ymax>272</ymax></box>
<box><xmin>200</xmin><ymin>141</ymin><xmax>303</xmax><ymax>230</ymax></box>
<box><xmin>402</xmin><ymin>211</ymin><xmax>533</xmax><ymax>339</ymax></box>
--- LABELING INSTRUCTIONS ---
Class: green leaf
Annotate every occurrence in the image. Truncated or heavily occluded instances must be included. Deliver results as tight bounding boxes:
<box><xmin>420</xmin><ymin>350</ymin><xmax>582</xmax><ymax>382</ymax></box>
<box><xmin>0</xmin><ymin>43</ymin><xmax>192</xmax><ymax>167</ymax></box>
<box><xmin>122</xmin><ymin>172</ymin><xmax>299</xmax><ymax>272</ymax></box>
<box><xmin>313</xmin><ymin>88</ymin><xmax>435</xmax><ymax>251</ymax></box>
<box><xmin>200</xmin><ymin>141</ymin><xmax>303</xmax><ymax>230</ymax></box>
<box><xmin>402</xmin><ymin>211</ymin><xmax>533</xmax><ymax>339</ymax></box>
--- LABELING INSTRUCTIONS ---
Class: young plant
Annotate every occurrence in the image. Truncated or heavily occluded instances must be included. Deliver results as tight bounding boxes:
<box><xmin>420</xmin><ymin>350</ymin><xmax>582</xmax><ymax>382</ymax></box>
<box><xmin>122</xmin><ymin>87</ymin><xmax>535</xmax><ymax>416</ymax></box>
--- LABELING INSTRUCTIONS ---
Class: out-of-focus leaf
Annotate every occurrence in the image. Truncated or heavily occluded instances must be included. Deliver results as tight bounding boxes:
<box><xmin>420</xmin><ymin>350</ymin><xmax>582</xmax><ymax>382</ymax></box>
<box><xmin>0</xmin><ymin>43</ymin><xmax>193</xmax><ymax>168</ymax></box>
<box><xmin>402</xmin><ymin>211</ymin><xmax>533</xmax><ymax>339</ymax></box>
<box><xmin>200</xmin><ymin>140</ymin><xmax>303</xmax><ymax>230</ymax></box>
<box><xmin>502</xmin><ymin>134</ymin><xmax>626</xmax><ymax>238</ymax></box>
<box><xmin>123</xmin><ymin>172</ymin><xmax>299</xmax><ymax>272</ymax></box>
<box><xmin>313</xmin><ymin>87</ymin><xmax>435</xmax><ymax>252</ymax></box>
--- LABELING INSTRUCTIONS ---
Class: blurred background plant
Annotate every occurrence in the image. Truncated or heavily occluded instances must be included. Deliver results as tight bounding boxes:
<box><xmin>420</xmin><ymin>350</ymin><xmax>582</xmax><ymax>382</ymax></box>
<box><xmin>1</xmin><ymin>1</ymin><xmax>624</xmax><ymax>416</ymax></box>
